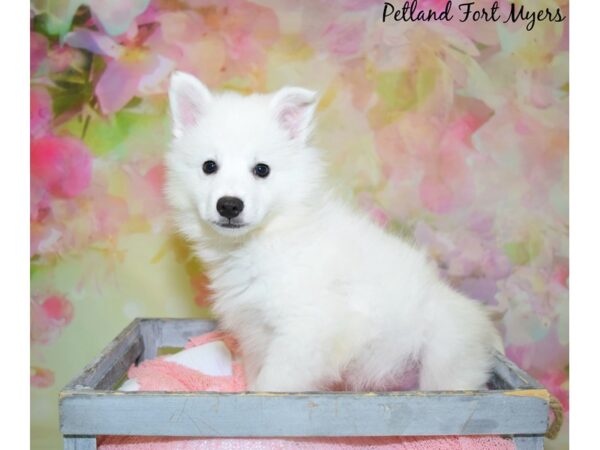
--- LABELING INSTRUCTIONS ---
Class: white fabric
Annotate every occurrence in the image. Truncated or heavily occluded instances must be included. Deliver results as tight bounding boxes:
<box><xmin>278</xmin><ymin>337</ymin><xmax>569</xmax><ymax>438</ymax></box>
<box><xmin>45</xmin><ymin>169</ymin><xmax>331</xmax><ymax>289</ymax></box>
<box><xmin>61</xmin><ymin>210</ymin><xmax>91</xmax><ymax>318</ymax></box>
<box><xmin>164</xmin><ymin>341</ymin><xmax>233</xmax><ymax>376</ymax></box>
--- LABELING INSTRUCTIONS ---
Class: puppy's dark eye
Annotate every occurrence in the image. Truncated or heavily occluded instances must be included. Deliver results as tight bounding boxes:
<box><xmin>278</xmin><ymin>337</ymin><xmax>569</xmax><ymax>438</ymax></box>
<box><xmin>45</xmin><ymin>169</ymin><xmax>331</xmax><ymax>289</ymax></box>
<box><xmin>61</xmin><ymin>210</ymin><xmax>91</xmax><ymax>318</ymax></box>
<box><xmin>202</xmin><ymin>160</ymin><xmax>218</xmax><ymax>175</ymax></box>
<box><xmin>253</xmin><ymin>163</ymin><xmax>270</xmax><ymax>178</ymax></box>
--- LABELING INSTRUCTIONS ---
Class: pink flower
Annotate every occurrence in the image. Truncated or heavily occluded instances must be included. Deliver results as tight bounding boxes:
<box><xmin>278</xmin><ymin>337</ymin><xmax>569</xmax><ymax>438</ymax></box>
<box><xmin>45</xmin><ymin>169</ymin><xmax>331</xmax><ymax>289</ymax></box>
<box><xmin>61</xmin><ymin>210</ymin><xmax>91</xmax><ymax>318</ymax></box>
<box><xmin>31</xmin><ymin>135</ymin><xmax>93</xmax><ymax>200</ymax></box>
<box><xmin>418</xmin><ymin>115</ymin><xmax>481</xmax><ymax>214</ymax></box>
<box><xmin>144</xmin><ymin>163</ymin><xmax>165</xmax><ymax>196</ymax></box>
<box><xmin>30</xmin><ymin>32</ymin><xmax>47</xmax><ymax>74</ymax></box>
<box><xmin>413</xmin><ymin>218</ymin><xmax>513</xmax><ymax>304</ymax></box>
<box><xmin>139</xmin><ymin>163</ymin><xmax>167</xmax><ymax>218</ymax></box>
<box><xmin>64</xmin><ymin>28</ymin><xmax>174</xmax><ymax>114</ymax></box>
<box><xmin>95</xmin><ymin>47</ymin><xmax>173</xmax><ymax>114</ymax></box>
<box><xmin>93</xmin><ymin>195</ymin><xmax>129</xmax><ymax>238</ymax></box>
<box><xmin>420</xmin><ymin>0</ymin><xmax>452</xmax><ymax>12</ymax></box>
<box><xmin>505</xmin><ymin>329</ymin><xmax>569</xmax><ymax>413</ymax></box>
<box><xmin>374</xmin><ymin>118</ymin><xmax>422</xmax><ymax>183</ymax></box>
<box><xmin>419</xmin><ymin>174</ymin><xmax>461</xmax><ymax>214</ymax></box>
<box><xmin>322</xmin><ymin>20</ymin><xmax>366</xmax><ymax>58</ymax></box>
<box><xmin>435</xmin><ymin>0</ymin><xmax>506</xmax><ymax>46</ymax></box>
<box><xmin>30</xmin><ymin>87</ymin><xmax>53</xmax><ymax>138</ymax></box>
<box><xmin>31</xmin><ymin>366</ymin><xmax>55</xmax><ymax>388</ymax></box>
<box><xmin>88</xmin><ymin>0</ymin><xmax>151</xmax><ymax>36</ymax></box>
<box><xmin>31</xmin><ymin>295</ymin><xmax>74</xmax><ymax>346</ymax></box>
<box><xmin>30</xmin><ymin>134</ymin><xmax>93</xmax><ymax>229</ymax></box>
<box><xmin>552</xmin><ymin>262</ymin><xmax>569</xmax><ymax>288</ymax></box>
<box><xmin>148</xmin><ymin>2</ymin><xmax>279</xmax><ymax>86</ymax></box>
<box><xmin>31</xmin><ymin>0</ymin><xmax>150</xmax><ymax>36</ymax></box>
<box><xmin>150</xmin><ymin>13</ymin><xmax>226</xmax><ymax>86</ymax></box>
<box><xmin>47</xmin><ymin>45</ymin><xmax>85</xmax><ymax>73</ymax></box>
<box><xmin>340</xmin><ymin>0</ymin><xmax>381</xmax><ymax>10</ymax></box>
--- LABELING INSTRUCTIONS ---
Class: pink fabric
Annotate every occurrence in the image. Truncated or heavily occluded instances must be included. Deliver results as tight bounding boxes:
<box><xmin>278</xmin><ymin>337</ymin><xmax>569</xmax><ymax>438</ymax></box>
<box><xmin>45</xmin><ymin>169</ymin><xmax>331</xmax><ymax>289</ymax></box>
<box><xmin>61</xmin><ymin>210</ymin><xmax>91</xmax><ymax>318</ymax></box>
<box><xmin>99</xmin><ymin>435</ymin><xmax>516</xmax><ymax>449</ymax></box>
<box><xmin>99</xmin><ymin>332</ymin><xmax>516</xmax><ymax>450</ymax></box>
<box><xmin>127</xmin><ymin>331</ymin><xmax>246</xmax><ymax>392</ymax></box>
<box><xmin>185</xmin><ymin>330</ymin><xmax>240</xmax><ymax>352</ymax></box>
<box><xmin>127</xmin><ymin>358</ymin><xmax>246</xmax><ymax>392</ymax></box>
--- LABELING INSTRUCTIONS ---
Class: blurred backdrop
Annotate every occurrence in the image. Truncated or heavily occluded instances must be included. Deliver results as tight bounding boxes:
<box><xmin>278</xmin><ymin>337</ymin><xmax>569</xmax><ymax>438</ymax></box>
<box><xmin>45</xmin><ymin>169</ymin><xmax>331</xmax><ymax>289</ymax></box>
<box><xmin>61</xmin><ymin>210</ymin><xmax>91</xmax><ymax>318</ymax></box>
<box><xmin>30</xmin><ymin>1</ymin><xmax>569</xmax><ymax>448</ymax></box>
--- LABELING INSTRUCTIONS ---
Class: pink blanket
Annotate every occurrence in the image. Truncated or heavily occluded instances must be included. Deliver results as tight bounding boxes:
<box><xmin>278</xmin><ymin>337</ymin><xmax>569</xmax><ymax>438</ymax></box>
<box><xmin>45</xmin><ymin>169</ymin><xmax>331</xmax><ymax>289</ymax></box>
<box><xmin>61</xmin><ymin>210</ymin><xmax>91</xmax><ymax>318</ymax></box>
<box><xmin>99</xmin><ymin>436</ymin><xmax>516</xmax><ymax>449</ymax></box>
<box><xmin>98</xmin><ymin>332</ymin><xmax>515</xmax><ymax>450</ymax></box>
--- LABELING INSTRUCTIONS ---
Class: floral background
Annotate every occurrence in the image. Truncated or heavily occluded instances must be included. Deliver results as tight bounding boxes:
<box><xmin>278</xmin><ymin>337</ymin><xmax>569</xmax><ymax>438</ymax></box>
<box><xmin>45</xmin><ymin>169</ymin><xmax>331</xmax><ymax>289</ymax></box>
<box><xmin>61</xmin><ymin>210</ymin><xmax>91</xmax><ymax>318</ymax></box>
<box><xmin>30</xmin><ymin>0</ymin><xmax>569</xmax><ymax>448</ymax></box>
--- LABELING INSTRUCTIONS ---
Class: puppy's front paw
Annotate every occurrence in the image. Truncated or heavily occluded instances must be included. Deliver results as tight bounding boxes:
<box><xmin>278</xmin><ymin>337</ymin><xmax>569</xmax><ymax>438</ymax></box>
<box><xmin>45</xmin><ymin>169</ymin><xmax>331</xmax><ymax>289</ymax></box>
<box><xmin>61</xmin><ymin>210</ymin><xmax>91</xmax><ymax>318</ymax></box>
<box><xmin>251</xmin><ymin>366</ymin><xmax>315</xmax><ymax>392</ymax></box>
<box><xmin>251</xmin><ymin>368</ymin><xmax>289</xmax><ymax>392</ymax></box>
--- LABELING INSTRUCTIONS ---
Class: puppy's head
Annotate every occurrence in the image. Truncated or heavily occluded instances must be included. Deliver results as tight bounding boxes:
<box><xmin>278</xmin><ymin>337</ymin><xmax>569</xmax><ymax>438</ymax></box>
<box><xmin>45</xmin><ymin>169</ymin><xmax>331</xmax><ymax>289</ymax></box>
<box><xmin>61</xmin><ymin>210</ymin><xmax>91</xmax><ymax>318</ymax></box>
<box><xmin>165</xmin><ymin>72</ymin><xmax>322</xmax><ymax>239</ymax></box>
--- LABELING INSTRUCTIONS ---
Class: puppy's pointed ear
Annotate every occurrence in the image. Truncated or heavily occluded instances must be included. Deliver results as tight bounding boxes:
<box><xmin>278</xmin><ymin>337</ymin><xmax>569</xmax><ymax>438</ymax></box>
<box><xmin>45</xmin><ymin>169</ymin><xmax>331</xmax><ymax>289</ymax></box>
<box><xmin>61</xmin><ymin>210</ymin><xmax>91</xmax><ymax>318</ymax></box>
<box><xmin>169</xmin><ymin>71</ymin><xmax>212</xmax><ymax>138</ymax></box>
<box><xmin>270</xmin><ymin>87</ymin><xmax>318</xmax><ymax>142</ymax></box>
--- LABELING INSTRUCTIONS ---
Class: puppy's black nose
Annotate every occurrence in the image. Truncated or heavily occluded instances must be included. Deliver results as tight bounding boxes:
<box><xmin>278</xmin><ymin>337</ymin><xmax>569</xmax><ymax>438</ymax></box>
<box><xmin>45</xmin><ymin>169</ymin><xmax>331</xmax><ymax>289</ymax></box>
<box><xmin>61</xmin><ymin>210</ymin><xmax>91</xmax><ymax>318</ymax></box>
<box><xmin>216</xmin><ymin>196</ymin><xmax>244</xmax><ymax>219</ymax></box>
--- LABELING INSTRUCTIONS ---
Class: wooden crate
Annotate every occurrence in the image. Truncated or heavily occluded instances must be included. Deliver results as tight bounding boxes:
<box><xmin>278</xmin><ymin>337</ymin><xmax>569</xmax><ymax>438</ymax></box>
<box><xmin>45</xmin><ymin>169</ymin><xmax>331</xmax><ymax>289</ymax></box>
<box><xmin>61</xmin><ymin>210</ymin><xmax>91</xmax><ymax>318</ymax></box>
<box><xmin>59</xmin><ymin>318</ymin><xmax>552</xmax><ymax>450</ymax></box>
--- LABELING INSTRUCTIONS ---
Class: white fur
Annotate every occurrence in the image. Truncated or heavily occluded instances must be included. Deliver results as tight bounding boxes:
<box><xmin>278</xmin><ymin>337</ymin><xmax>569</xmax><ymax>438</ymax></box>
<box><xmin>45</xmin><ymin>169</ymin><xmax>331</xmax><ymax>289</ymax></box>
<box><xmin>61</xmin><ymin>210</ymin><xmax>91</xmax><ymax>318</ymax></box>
<box><xmin>165</xmin><ymin>71</ymin><xmax>502</xmax><ymax>392</ymax></box>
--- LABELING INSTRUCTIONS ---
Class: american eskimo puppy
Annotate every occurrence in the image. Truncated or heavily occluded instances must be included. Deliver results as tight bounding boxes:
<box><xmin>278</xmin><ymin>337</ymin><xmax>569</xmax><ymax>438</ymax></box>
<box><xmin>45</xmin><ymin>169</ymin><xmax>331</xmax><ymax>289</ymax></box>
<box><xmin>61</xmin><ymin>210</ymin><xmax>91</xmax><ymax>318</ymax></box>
<box><xmin>164</xmin><ymin>71</ymin><xmax>502</xmax><ymax>392</ymax></box>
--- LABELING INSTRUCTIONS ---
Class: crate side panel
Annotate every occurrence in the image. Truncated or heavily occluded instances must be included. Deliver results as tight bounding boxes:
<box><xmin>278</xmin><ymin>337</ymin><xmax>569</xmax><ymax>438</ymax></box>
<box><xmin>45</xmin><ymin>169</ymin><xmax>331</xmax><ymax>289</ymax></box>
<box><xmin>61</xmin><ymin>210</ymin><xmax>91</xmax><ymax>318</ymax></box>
<box><xmin>513</xmin><ymin>435</ymin><xmax>544</xmax><ymax>450</ymax></box>
<box><xmin>493</xmin><ymin>352</ymin><xmax>543</xmax><ymax>389</ymax></box>
<box><xmin>64</xmin><ymin>436</ymin><xmax>96</xmax><ymax>450</ymax></box>
<box><xmin>60</xmin><ymin>391</ymin><xmax>549</xmax><ymax>437</ymax></box>
<box><xmin>64</xmin><ymin>319</ymin><xmax>144</xmax><ymax>391</ymax></box>
<box><xmin>140</xmin><ymin>319</ymin><xmax>217</xmax><ymax>349</ymax></box>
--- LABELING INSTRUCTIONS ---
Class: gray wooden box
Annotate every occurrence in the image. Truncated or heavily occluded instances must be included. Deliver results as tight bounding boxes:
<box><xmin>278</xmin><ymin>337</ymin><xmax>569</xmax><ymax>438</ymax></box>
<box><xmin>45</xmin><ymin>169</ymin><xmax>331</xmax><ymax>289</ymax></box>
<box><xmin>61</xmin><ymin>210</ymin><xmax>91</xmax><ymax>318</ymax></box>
<box><xmin>59</xmin><ymin>318</ymin><xmax>553</xmax><ymax>450</ymax></box>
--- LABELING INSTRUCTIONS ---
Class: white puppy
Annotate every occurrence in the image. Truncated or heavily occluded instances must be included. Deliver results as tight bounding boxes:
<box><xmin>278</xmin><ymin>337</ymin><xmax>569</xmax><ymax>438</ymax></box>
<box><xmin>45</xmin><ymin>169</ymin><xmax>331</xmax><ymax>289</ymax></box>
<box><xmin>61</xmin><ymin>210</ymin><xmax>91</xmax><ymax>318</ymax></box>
<box><xmin>165</xmin><ymin>72</ymin><xmax>502</xmax><ymax>392</ymax></box>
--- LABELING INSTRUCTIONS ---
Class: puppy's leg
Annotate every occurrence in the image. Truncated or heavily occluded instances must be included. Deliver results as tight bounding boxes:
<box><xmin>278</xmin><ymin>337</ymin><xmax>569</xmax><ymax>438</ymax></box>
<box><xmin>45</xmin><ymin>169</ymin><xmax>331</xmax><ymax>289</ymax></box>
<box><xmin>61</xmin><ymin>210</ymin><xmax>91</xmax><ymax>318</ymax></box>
<box><xmin>418</xmin><ymin>337</ymin><xmax>492</xmax><ymax>391</ymax></box>
<box><xmin>250</xmin><ymin>333</ymin><xmax>330</xmax><ymax>392</ymax></box>
<box><xmin>418</xmin><ymin>286</ymin><xmax>497</xmax><ymax>391</ymax></box>
<box><xmin>237</xmin><ymin>327</ymin><xmax>272</xmax><ymax>388</ymax></box>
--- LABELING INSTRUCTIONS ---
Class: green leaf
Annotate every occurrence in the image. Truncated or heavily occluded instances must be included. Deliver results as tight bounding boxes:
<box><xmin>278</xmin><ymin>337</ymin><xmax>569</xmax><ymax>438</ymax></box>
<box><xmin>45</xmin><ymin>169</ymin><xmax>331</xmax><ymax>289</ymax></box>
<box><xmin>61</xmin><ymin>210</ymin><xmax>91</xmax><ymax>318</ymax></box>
<box><xmin>503</xmin><ymin>242</ymin><xmax>530</xmax><ymax>265</ymax></box>
<box><xmin>416</xmin><ymin>65</ymin><xmax>438</xmax><ymax>103</ymax></box>
<box><xmin>375</xmin><ymin>71</ymin><xmax>416</xmax><ymax>111</ymax></box>
<box><xmin>48</xmin><ymin>80</ymin><xmax>93</xmax><ymax>118</ymax></box>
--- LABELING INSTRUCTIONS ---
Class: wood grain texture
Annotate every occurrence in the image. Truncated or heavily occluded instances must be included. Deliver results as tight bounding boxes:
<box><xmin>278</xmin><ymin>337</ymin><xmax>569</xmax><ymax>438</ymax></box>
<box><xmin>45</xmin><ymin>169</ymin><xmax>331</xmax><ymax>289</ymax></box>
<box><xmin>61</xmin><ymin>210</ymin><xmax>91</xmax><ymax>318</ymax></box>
<box><xmin>60</xmin><ymin>319</ymin><xmax>550</xmax><ymax>449</ymax></box>
<box><xmin>64</xmin><ymin>319</ymin><xmax>144</xmax><ymax>390</ymax></box>
<box><xmin>513</xmin><ymin>435</ymin><xmax>544</xmax><ymax>450</ymax></box>
<box><xmin>492</xmin><ymin>352</ymin><xmax>543</xmax><ymax>389</ymax></box>
<box><xmin>139</xmin><ymin>319</ymin><xmax>160</xmax><ymax>361</ymax></box>
<box><xmin>60</xmin><ymin>389</ymin><xmax>548</xmax><ymax>437</ymax></box>
<box><xmin>63</xmin><ymin>436</ymin><xmax>96</xmax><ymax>450</ymax></box>
<box><xmin>139</xmin><ymin>318</ymin><xmax>216</xmax><ymax>350</ymax></box>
